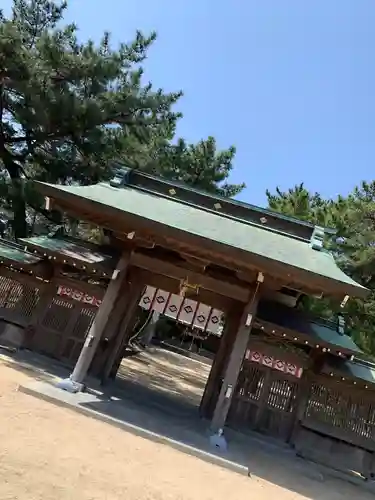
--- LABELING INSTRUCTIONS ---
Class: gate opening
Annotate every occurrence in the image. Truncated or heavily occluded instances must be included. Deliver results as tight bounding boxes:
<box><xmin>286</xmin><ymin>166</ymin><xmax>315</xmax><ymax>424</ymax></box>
<box><xmin>112</xmin><ymin>286</ymin><xmax>225</xmax><ymax>415</ymax></box>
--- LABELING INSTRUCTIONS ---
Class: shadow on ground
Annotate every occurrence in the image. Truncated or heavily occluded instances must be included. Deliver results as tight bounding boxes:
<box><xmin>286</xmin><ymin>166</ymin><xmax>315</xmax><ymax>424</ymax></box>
<box><xmin>2</xmin><ymin>346</ymin><xmax>373</xmax><ymax>500</ymax></box>
<box><xmin>116</xmin><ymin>346</ymin><xmax>211</xmax><ymax>409</ymax></box>
<box><xmin>0</xmin><ymin>346</ymin><xmax>70</xmax><ymax>382</ymax></box>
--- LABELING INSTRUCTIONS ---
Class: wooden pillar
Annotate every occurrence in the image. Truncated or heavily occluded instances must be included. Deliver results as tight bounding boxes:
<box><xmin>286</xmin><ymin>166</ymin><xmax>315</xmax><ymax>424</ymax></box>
<box><xmin>58</xmin><ymin>252</ymin><xmax>130</xmax><ymax>392</ymax></box>
<box><xmin>210</xmin><ymin>281</ymin><xmax>261</xmax><ymax>433</ymax></box>
<box><xmin>199</xmin><ymin>306</ymin><xmax>242</xmax><ymax>419</ymax></box>
<box><xmin>100</xmin><ymin>277</ymin><xmax>145</xmax><ymax>383</ymax></box>
<box><xmin>89</xmin><ymin>277</ymin><xmax>134</xmax><ymax>376</ymax></box>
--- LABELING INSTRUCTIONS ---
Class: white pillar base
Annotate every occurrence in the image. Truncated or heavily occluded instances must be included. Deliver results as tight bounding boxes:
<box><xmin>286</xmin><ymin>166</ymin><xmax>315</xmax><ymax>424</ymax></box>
<box><xmin>209</xmin><ymin>429</ymin><xmax>228</xmax><ymax>452</ymax></box>
<box><xmin>56</xmin><ymin>377</ymin><xmax>85</xmax><ymax>393</ymax></box>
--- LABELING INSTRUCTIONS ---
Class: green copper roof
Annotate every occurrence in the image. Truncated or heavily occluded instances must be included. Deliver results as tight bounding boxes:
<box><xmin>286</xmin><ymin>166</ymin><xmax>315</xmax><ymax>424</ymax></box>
<box><xmin>0</xmin><ymin>239</ymin><xmax>41</xmax><ymax>265</ymax></box>
<box><xmin>324</xmin><ymin>357</ymin><xmax>375</xmax><ymax>386</ymax></box>
<box><xmin>37</xmin><ymin>181</ymin><xmax>367</xmax><ymax>297</ymax></box>
<box><xmin>20</xmin><ymin>236</ymin><xmax>113</xmax><ymax>266</ymax></box>
<box><xmin>310</xmin><ymin>322</ymin><xmax>361</xmax><ymax>353</ymax></box>
<box><xmin>108</xmin><ymin>167</ymin><xmax>337</xmax><ymax>239</ymax></box>
<box><xmin>257</xmin><ymin>300</ymin><xmax>362</xmax><ymax>355</ymax></box>
<box><xmin>345</xmin><ymin>360</ymin><xmax>375</xmax><ymax>384</ymax></box>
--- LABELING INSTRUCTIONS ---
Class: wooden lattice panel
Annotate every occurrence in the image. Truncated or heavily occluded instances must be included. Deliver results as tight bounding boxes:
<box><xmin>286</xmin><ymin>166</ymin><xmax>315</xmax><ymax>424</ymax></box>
<box><xmin>259</xmin><ymin>376</ymin><xmax>299</xmax><ymax>439</ymax></box>
<box><xmin>228</xmin><ymin>359</ymin><xmax>300</xmax><ymax>442</ymax></box>
<box><xmin>36</xmin><ymin>293</ymin><xmax>98</xmax><ymax>363</ymax></box>
<box><xmin>228</xmin><ymin>363</ymin><xmax>265</xmax><ymax>428</ymax></box>
<box><xmin>41</xmin><ymin>298</ymin><xmax>75</xmax><ymax>333</ymax></box>
<box><xmin>237</xmin><ymin>363</ymin><xmax>265</xmax><ymax>401</ymax></box>
<box><xmin>0</xmin><ymin>275</ymin><xmax>40</xmax><ymax>323</ymax></box>
<box><xmin>266</xmin><ymin>377</ymin><xmax>298</xmax><ymax>413</ymax></box>
<box><xmin>70</xmin><ymin>307</ymin><xmax>96</xmax><ymax>340</ymax></box>
<box><xmin>305</xmin><ymin>382</ymin><xmax>375</xmax><ymax>441</ymax></box>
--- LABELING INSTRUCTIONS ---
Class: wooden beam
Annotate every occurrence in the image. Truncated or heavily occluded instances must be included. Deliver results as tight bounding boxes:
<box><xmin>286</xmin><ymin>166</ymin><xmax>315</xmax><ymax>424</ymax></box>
<box><xmin>112</xmin><ymin>231</ymin><xmax>156</xmax><ymax>249</ymax></box>
<box><xmin>0</xmin><ymin>266</ymin><xmax>49</xmax><ymax>287</ymax></box>
<box><xmin>131</xmin><ymin>252</ymin><xmax>251</xmax><ymax>303</ymax></box>
<box><xmin>180</xmin><ymin>254</ymin><xmax>209</xmax><ymax>272</ymax></box>
<box><xmin>210</xmin><ymin>282</ymin><xmax>261</xmax><ymax>433</ymax></box>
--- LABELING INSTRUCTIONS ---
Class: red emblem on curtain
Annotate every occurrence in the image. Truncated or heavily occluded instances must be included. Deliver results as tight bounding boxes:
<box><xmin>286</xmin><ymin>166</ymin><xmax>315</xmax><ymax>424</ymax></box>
<box><xmin>247</xmin><ymin>349</ymin><xmax>303</xmax><ymax>378</ymax></box>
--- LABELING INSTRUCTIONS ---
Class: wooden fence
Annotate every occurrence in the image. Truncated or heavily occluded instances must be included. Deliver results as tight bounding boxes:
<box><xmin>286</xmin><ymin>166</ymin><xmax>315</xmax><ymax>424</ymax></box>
<box><xmin>301</xmin><ymin>374</ymin><xmax>375</xmax><ymax>451</ymax></box>
<box><xmin>0</xmin><ymin>274</ymin><xmax>42</xmax><ymax>327</ymax></box>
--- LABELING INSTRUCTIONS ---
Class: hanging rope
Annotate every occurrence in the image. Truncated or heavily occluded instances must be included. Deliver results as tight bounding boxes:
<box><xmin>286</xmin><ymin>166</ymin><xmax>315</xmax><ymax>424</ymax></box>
<box><xmin>127</xmin><ymin>309</ymin><xmax>154</xmax><ymax>347</ymax></box>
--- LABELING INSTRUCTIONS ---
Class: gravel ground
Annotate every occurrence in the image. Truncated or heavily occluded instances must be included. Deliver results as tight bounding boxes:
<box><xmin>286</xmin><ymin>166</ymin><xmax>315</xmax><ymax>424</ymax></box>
<box><xmin>0</xmin><ymin>357</ymin><xmax>372</xmax><ymax>500</ymax></box>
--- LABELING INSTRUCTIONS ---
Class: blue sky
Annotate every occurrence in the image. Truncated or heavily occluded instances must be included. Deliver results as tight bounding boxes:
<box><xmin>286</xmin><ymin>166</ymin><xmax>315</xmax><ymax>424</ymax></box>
<box><xmin>4</xmin><ymin>1</ymin><xmax>375</xmax><ymax>206</ymax></box>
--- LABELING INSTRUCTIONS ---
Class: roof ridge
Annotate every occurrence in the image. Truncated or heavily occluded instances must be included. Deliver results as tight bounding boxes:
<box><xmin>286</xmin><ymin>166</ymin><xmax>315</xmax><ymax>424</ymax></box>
<box><xmin>109</xmin><ymin>166</ymin><xmax>336</xmax><ymax>234</ymax></box>
<box><xmin>104</xmin><ymin>181</ymin><xmax>312</xmax><ymax>245</ymax></box>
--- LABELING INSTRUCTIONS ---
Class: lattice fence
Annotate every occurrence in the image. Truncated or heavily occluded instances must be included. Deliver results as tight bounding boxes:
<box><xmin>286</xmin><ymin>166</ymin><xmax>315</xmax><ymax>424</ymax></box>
<box><xmin>304</xmin><ymin>381</ymin><xmax>375</xmax><ymax>441</ymax></box>
<box><xmin>0</xmin><ymin>275</ymin><xmax>41</xmax><ymax>325</ymax></box>
<box><xmin>40</xmin><ymin>297</ymin><xmax>75</xmax><ymax>333</ymax></box>
<box><xmin>37</xmin><ymin>293</ymin><xmax>97</xmax><ymax>362</ymax></box>
<box><xmin>59</xmin><ymin>306</ymin><xmax>97</xmax><ymax>362</ymax></box>
<box><xmin>70</xmin><ymin>306</ymin><xmax>96</xmax><ymax>340</ymax></box>
<box><xmin>228</xmin><ymin>360</ymin><xmax>300</xmax><ymax>441</ymax></box>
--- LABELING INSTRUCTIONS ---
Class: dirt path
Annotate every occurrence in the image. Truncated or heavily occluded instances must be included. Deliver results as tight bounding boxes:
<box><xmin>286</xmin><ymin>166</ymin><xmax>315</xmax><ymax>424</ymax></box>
<box><xmin>0</xmin><ymin>357</ymin><xmax>372</xmax><ymax>500</ymax></box>
<box><xmin>117</xmin><ymin>347</ymin><xmax>211</xmax><ymax>406</ymax></box>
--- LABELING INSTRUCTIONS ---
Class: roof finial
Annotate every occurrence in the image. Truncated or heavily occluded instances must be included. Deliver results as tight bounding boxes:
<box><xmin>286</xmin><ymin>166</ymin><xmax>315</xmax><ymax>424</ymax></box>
<box><xmin>310</xmin><ymin>225</ymin><xmax>325</xmax><ymax>251</ymax></box>
<box><xmin>109</xmin><ymin>166</ymin><xmax>133</xmax><ymax>188</ymax></box>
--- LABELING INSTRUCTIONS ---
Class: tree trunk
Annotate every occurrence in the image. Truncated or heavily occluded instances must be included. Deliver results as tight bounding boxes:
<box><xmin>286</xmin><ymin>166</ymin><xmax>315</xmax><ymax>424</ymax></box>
<box><xmin>3</xmin><ymin>156</ymin><xmax>27</xmax><ymax>239</ymax></box>
<box><xmin>0</xmin><ymin>142</ymin><xmax>27</xmax><ymax>239</ymax></box>
<box><xmin>10</xmin><ymin>176</ymin><xmax>27</xmax><ymax>239</ymax></box>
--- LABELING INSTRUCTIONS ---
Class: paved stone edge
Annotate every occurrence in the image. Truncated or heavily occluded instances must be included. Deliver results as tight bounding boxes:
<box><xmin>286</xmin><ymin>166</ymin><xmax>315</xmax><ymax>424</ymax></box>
<box><xmin>18</xmin><ymin>383</ymin><xmax>250</xmax><ymax>478</ymax></box>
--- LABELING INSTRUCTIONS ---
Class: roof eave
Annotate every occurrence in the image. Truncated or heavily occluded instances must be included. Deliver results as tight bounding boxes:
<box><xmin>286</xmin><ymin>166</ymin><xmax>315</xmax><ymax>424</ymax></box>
<box><xmin>35</xmin><ymin>182</ymin><xmax>368</xmax><ymax>299</ymax></box>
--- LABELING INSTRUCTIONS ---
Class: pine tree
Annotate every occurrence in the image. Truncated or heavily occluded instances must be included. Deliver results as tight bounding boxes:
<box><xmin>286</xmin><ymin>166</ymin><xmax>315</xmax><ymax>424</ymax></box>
<box><xmin>0</xmin><ymin>0</ymin><xmax>182</xmax><ymax>237</ymax></box>
<box><xmin>331</xmin><ymin>182</ymin><xmax>375</xmax><ymax>354</ymax></box>
<box><xmin>148</xmin><ymin>136</ymin><xmax>245</xmax><ymax>197</ymax></box>
<box><xmin>266</xmin><ymin>183</ymin><xmax>329</xmax><ymax>225</ymax></box>
<box><xmin>266</xmin><ymin>181</ymin><xmax>375</xmax><ymax>356</ymax></box>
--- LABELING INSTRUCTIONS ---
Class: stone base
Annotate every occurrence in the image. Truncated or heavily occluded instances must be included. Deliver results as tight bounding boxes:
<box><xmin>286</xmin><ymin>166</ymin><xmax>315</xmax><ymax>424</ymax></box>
<box><xmin>209</xmin><ymin>430</ymin><xmax>228</xmax><ymax>452</ymax></box>
<box><xmin>56</xmin><ymin>377</ymin><xmax>85</xmax><ymax>394</ymax></box>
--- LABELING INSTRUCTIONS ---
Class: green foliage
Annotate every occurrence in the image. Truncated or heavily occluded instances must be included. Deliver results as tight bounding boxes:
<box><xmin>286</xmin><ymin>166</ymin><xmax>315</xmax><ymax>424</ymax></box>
<box><xmin>266</xmin><ymin>183</ymin><xmax>330</xmax><ymax>226</ymax></box>
<box><xmin>267</xmin><ymin>181</ymin><xmax>375</xmax><ymax>356</ymax></box>
<box><xmin>150</xmin><ymin>136</ymin><xmax>245</xmax><ymax>197</ymax></box>
<box><xmin>0</xmin><ymin>0</ymin><xmax>243</xmax><ymax>238</ymax></box>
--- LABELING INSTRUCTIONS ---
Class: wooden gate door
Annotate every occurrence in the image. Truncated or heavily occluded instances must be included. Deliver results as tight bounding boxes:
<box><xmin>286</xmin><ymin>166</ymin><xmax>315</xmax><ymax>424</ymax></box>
<box><xmin>228</xmin><ymin>360</ymin><xmax>300</xmax><ymax>442</ymax></box>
